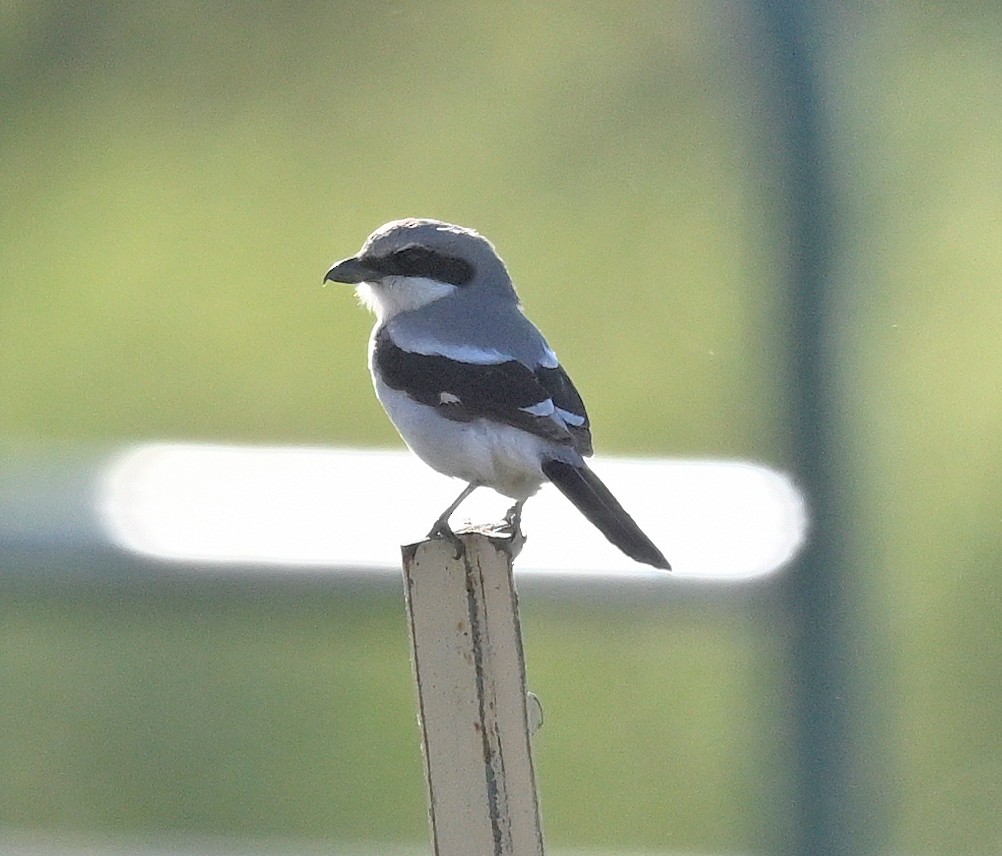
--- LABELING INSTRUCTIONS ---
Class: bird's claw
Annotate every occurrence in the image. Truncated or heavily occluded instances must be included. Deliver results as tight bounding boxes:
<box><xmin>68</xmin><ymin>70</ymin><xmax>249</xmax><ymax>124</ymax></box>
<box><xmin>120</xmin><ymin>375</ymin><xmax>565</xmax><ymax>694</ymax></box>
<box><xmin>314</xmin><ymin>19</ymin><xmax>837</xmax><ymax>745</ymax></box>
<box><xmin>427</xmin><ymin>519</ymin><xmax>465</xmax><ymax>560</ymax></box>
<box><xmin>502</xmin><ymin>503</ymin><xmax>527</xmax><ymax>556</ymax></box>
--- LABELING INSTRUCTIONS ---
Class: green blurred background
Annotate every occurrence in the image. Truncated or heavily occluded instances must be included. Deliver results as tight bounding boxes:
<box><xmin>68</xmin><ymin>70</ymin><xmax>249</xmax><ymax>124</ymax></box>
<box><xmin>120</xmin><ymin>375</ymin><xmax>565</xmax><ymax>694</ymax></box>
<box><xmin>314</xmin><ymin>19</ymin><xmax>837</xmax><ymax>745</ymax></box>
<box><xmin>2</xmin><ymin>1</ymin><xmax>1001</xmax><ymax>853</ymax></box>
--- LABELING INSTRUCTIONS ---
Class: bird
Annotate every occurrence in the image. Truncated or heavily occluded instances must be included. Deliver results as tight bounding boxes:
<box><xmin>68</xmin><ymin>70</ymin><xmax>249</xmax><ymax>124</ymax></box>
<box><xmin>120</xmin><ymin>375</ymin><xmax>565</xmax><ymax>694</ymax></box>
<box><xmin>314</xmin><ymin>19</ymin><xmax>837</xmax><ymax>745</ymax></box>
<box><xmin>324</xmin><ymin>218</ymin><xmax>670</xmax><ymax>570</ymax></box>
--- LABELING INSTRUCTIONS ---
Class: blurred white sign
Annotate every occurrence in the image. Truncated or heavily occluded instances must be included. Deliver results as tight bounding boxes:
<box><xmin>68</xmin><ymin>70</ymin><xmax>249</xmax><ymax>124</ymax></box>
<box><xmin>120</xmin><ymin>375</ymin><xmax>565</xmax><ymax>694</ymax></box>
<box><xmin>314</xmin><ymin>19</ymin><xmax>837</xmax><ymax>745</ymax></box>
<box><xmin>99</xmin><ymin>443</ymin><xmax>807</xmax><ymax>581</ymax></box>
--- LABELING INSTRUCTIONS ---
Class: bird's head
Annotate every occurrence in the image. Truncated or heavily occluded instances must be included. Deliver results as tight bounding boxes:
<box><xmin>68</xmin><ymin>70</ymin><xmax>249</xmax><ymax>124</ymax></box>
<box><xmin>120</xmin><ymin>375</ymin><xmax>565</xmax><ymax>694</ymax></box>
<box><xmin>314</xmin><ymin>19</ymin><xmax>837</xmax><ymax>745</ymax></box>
<box><xmin>324</xmin><ymin>219</ymin><xmax>515</xmax><ymax>322</ymax></box>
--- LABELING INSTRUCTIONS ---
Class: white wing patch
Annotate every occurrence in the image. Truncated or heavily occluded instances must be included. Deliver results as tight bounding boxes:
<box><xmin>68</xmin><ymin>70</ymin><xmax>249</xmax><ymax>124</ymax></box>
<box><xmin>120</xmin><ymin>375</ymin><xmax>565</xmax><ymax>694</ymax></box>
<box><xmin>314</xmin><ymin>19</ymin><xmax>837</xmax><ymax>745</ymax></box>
<box><xmin>409</xmin><ymin>341</ymin><xmax>509</xmax><ymax>364</ymax></box>
<box><xmin>539</xmin><ymin>347</ymin><xmax>559</xmax><ymax>369</ymax></box>
<box><xmin>439</xmin><ymin>391</ymin><xmax>462</xmax><ymax>405</ymax></box>
<box><xmin>387</xmin><ymin>322</ymin><xmax>556</xmax><ymax>367</ymax></box>
<box><xmin>520</xmin><ymin>398</ymin><xmax>555</xmax><ymax>418</ymax></box>
<box><xmin>556</xmin><ymin>407</ymin><xmax>586</xmax><ymax>427</ymax></box>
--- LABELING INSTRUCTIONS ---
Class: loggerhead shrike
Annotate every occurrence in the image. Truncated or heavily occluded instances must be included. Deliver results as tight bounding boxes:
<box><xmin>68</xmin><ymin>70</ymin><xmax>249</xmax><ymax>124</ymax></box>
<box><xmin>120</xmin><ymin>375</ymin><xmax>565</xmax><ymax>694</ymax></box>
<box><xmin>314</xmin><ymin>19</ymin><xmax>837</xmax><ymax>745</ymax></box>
<box><xmin>324</xmin><ymin>219</ymin><xmax>670</xmax><ymax>570</ymax></box>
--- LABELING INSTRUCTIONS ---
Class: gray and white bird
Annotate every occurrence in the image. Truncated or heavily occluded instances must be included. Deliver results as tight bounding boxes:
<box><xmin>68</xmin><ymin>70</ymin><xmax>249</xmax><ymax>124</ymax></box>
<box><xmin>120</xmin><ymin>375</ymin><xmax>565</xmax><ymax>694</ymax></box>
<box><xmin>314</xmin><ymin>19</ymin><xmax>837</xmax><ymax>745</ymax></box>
<box><xmin>324</xmin><ymin>218</ymin><xmax>670</xmax><ymax>570</ymax></box>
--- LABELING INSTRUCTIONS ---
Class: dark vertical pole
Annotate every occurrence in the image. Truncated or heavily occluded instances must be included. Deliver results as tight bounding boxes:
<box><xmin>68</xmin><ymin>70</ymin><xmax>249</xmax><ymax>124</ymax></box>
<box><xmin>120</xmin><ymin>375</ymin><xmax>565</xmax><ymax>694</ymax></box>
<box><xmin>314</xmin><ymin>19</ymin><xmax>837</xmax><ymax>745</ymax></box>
<box><xmin>751</xmin><ymin>3</ymin><xmax>865</xmax><ymax>855</ymax></box>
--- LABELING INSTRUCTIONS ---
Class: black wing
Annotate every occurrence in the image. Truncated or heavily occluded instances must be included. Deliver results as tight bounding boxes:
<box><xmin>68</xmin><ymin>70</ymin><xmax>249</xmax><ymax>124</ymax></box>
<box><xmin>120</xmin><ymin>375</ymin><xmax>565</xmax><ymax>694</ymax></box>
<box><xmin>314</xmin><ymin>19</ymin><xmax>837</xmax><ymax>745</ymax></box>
<box><xmin>374</xmin><ymin>327</ymin><xmax>592</xmax><ymax>454</ymax></box>
<box><xmin>536</xmin><ymin>365</ymin><xmax>592</xmax><ymax>456</ymax></box>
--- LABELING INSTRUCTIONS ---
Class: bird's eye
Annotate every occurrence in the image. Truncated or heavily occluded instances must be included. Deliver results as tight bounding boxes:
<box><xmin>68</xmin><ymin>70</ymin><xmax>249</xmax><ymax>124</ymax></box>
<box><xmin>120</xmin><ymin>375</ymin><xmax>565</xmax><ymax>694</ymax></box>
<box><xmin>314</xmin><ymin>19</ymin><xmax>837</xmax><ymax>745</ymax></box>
<box><xmin>395</xmin><ymin>247</ymin><xmax>423</xmax><ymax>261</ymax></box>
<box><xmin>388</xmin><ymin>245</ymin><xmax>475</xmax><ymax>286</ymax></box>
<box><xmin>391</xmin><ymin>246</ymin><xmax>434</xmax><ymax>271</ymax></box>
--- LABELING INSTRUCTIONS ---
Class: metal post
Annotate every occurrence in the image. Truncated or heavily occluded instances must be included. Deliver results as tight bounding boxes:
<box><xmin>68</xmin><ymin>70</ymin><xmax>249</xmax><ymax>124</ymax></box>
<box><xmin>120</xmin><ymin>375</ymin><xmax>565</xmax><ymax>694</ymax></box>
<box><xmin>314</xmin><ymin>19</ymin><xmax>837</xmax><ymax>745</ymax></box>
<box><xmin>751</xmin><ymin>2</ymin><xmax>871</xmax><ymax>854</ymax></box>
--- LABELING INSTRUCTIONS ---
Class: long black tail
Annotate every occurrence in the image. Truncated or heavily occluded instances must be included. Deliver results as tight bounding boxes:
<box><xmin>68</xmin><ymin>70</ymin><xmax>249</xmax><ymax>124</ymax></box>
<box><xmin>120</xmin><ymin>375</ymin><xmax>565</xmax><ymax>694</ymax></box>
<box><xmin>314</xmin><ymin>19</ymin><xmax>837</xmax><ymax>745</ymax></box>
<box><xmin>542</xmin><ymin>459</ymin><xmax>670</xmax><ymax>570</ymax></box>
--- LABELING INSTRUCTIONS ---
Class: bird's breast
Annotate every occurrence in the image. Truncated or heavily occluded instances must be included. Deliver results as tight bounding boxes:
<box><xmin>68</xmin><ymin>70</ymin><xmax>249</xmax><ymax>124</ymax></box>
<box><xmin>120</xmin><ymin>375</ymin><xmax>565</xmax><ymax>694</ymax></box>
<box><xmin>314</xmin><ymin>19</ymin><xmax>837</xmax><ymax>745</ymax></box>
<box><xmin>372</xmin><ymin>377</ymin><xmax>549</xmax><ymax>500</ymax></box>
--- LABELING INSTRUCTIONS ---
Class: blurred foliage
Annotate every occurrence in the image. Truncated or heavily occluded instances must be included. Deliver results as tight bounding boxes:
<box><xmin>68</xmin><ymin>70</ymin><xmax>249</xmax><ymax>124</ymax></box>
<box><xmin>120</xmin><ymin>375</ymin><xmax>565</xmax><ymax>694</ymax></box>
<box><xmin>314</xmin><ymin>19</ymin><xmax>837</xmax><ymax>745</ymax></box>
<box><xmin>0</xmin><ymin>0</ymin><xmax>780</xmax><ymax>457</ymax></box>
<box><xmin>2</xmin><ymin>1</ymin><xmax>1002</xmax><ymax>854</ymax></box>
<box><xmin>836</xmin><ymin>4</ymin><xmax>1002</xmax><ymax>852</ymax></box>
<box><xmin>0</xmin><ymin>590</ymin><xmax>425</xmax><ymax>839</ymax></box>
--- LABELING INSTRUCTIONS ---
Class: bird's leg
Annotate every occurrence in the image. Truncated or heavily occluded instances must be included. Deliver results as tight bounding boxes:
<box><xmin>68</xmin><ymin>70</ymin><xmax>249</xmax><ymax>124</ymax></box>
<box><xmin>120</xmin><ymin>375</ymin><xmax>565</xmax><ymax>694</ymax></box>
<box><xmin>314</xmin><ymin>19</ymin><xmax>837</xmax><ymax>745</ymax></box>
<box><xmin>502</xmin><ymin>498</ymin><xmax>527</xmax><ymax>555</ymax></box>
<box><xmin>503</xmin><ymin>499</ymin><xmax>525</xmax><ymax>529</ymax></box>
<box><xmin>427</xmin><ymin>482</ymin><xmax>480</xmax><ymax>559</ymax></box>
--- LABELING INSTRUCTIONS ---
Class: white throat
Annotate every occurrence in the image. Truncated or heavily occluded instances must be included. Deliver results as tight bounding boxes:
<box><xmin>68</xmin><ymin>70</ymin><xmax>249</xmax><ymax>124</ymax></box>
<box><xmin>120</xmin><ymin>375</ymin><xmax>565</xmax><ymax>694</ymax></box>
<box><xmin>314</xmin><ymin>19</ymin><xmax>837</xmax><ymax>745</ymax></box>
<box><xmin>356</xmin><ymin>276</ymin><xmax>457</xmax><ymax>323</ymax></box>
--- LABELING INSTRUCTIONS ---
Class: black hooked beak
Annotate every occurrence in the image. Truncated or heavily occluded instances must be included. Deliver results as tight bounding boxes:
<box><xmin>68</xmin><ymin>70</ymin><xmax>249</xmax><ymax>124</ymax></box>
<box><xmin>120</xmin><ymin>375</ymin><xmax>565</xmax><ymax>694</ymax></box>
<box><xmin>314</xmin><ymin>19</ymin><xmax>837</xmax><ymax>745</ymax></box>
<box><xmin>323</xmin><ymin>256</ymin><xmax>375</xmax><ymax>284</ymax></box>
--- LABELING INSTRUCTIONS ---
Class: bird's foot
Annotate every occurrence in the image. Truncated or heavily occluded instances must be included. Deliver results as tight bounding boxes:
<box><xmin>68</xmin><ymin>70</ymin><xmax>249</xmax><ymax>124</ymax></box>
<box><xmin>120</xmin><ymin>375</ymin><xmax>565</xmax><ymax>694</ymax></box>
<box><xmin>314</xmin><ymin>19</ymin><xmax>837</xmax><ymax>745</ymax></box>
<box><xmin>427</xmin><ymin>518</ymin><xmax>466</xmax><ymax>561</ymax></box>
<box><xmin>502</xmin><ymin>502</ymin><xmax>527</xmax><ymax>556</ymax></box>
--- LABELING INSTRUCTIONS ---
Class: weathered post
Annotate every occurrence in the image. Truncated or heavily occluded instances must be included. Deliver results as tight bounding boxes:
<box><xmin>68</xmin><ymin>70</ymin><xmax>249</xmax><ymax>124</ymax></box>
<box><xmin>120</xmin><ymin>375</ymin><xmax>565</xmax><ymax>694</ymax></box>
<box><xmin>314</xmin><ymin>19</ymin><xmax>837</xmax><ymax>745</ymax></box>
<box><xmin>401</xmin><ymin>527</ymin><xmax>544</xmax><ymax>856</ymax></box>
